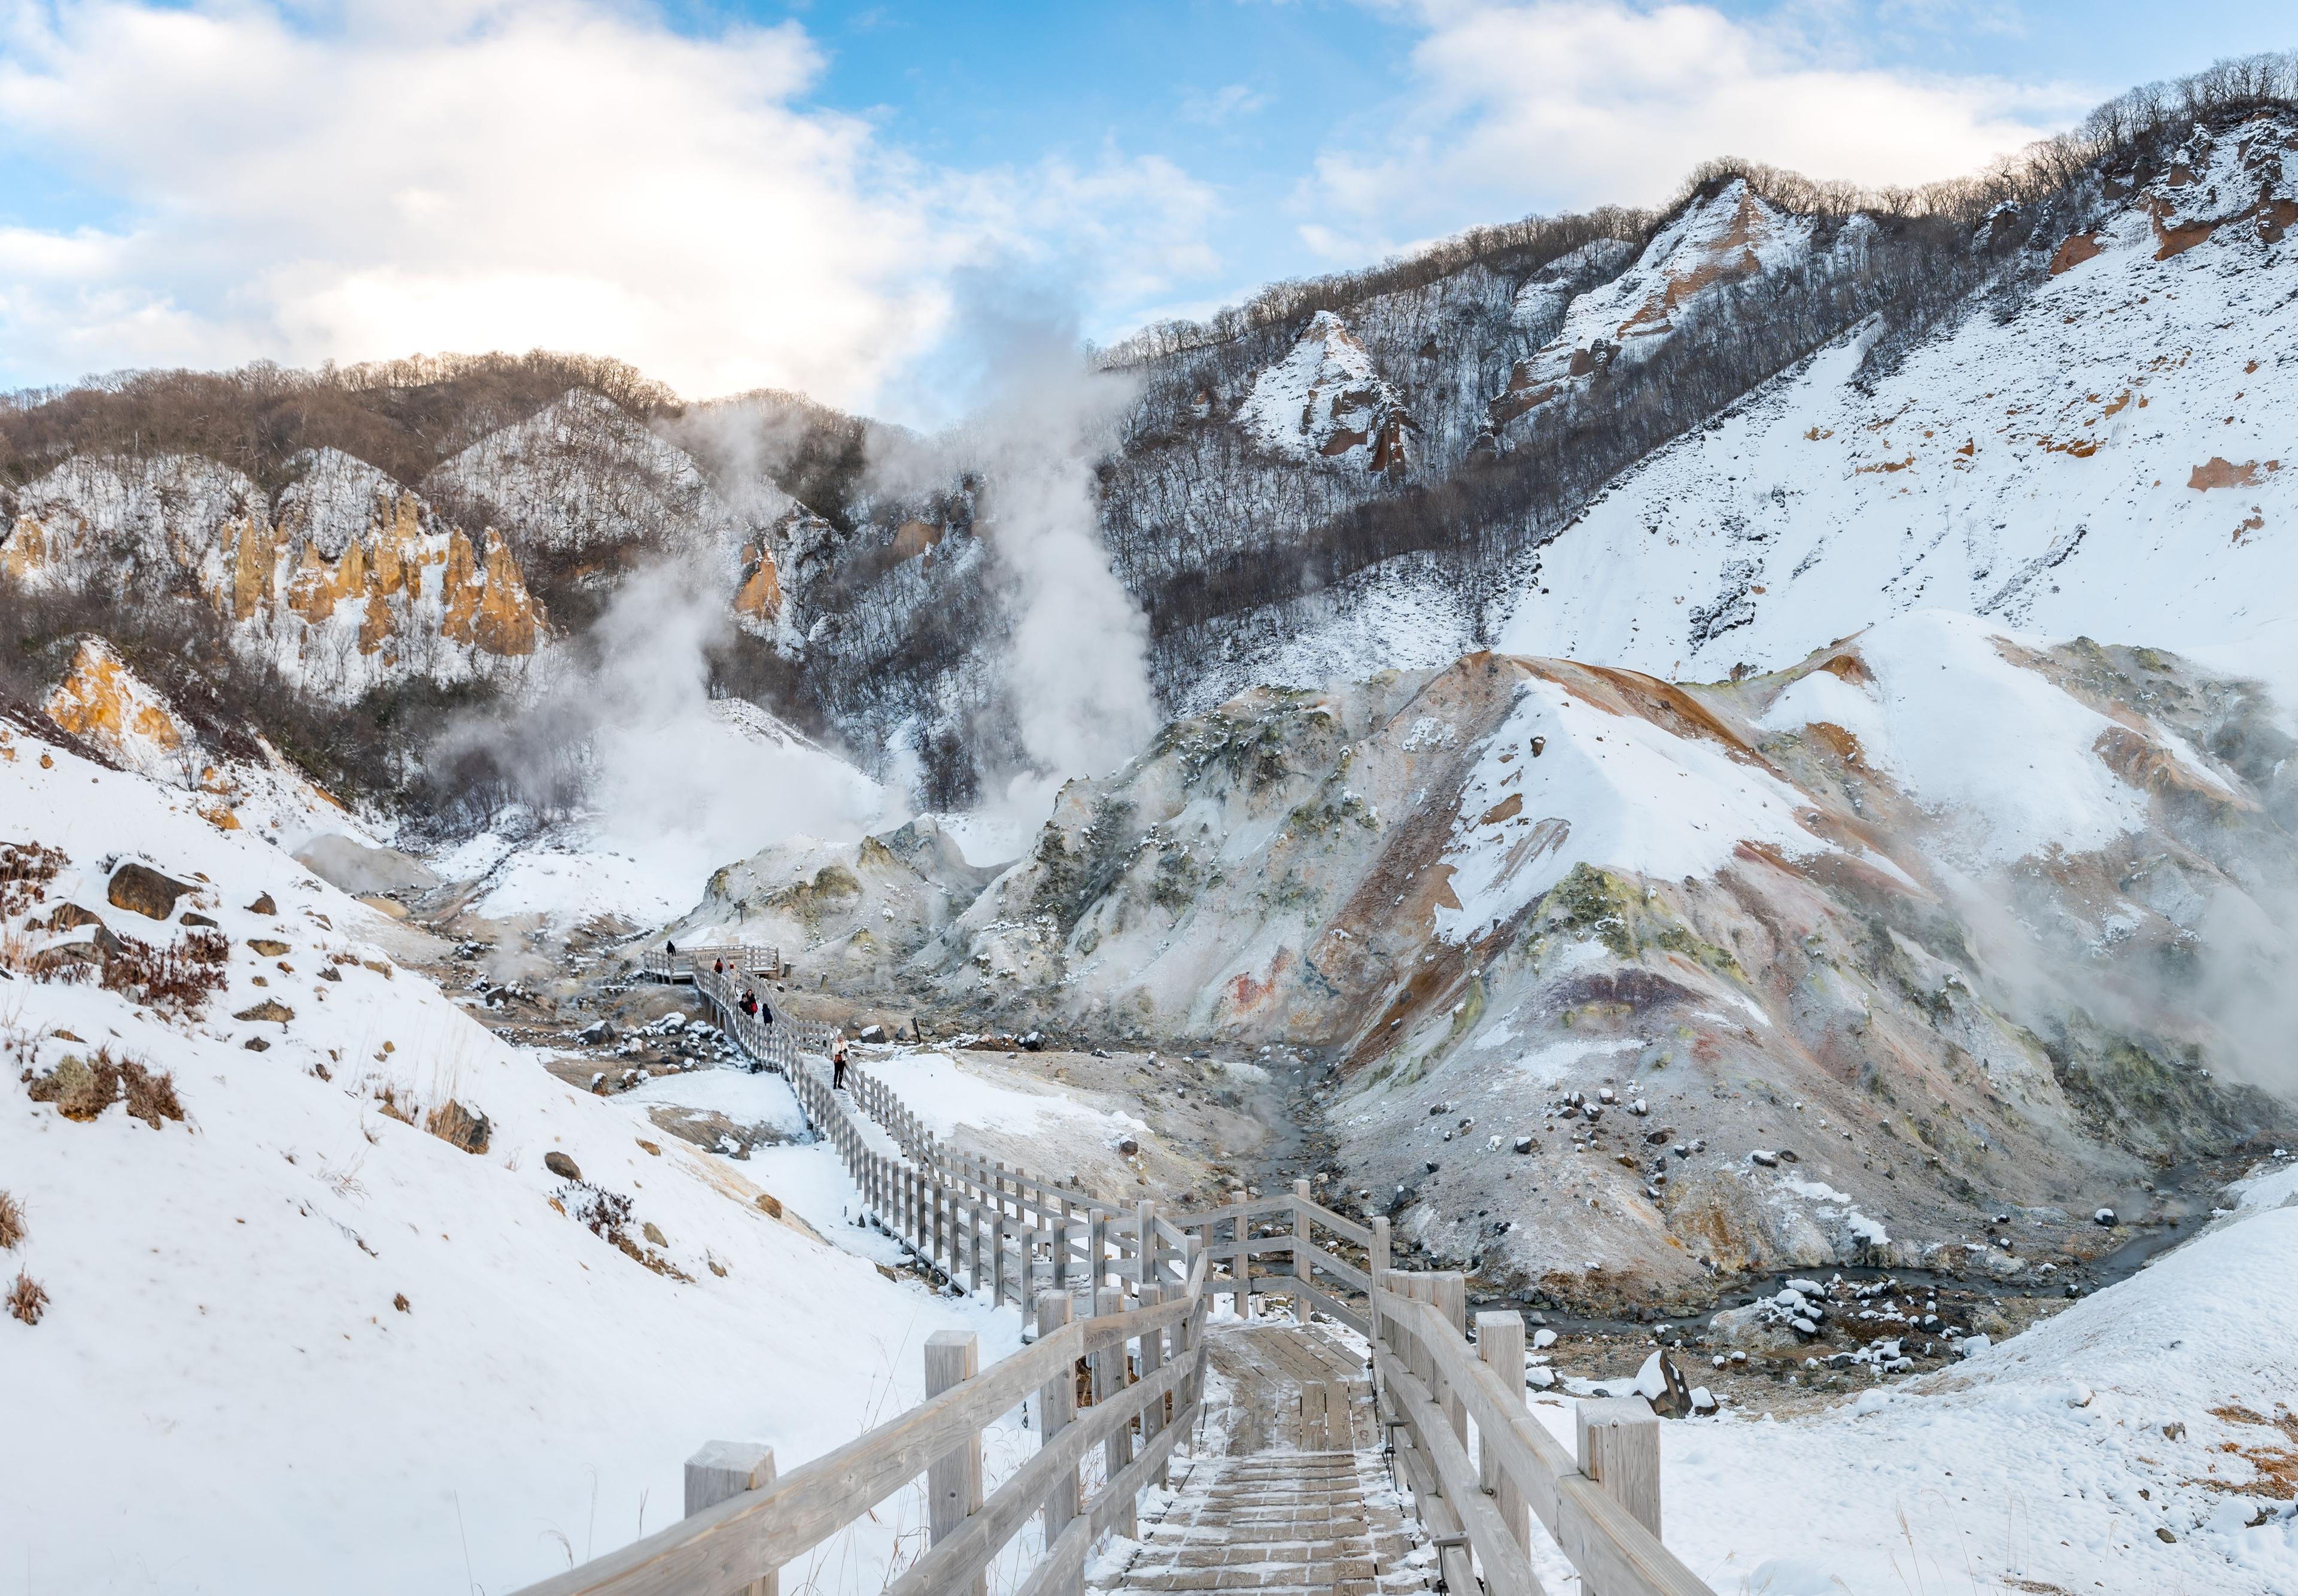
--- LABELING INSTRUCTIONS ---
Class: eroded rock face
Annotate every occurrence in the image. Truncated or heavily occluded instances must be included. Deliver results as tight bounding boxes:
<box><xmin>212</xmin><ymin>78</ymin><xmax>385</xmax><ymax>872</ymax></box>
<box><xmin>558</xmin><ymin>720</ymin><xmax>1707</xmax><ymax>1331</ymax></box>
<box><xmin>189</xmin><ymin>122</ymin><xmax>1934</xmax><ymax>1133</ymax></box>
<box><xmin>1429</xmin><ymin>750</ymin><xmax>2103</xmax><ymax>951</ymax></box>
<box><xmin>45</xmin><ymin>639</ymin><xmax>184</xmax><ymax>770</ymax></box>
<box><xmin>8</xmin><ymin>449</ymin><xmax>549</xmax><ymax>701</ymax></box>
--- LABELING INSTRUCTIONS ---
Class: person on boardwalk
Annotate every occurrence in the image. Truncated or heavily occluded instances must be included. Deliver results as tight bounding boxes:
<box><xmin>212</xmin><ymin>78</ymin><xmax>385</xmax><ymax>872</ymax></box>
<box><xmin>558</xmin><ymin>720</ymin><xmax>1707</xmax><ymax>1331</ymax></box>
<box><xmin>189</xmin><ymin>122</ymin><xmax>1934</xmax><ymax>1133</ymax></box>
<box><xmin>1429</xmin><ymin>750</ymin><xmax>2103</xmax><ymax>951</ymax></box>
<box><xmin>831</xmin><ymin>1032</ymin><xmax>849</xmax><ymax>1092</ymax></box>
<box><xmin>713</xmin><ymin>956</ymin><xmax>725</xmax><ymax>975</ymax></box>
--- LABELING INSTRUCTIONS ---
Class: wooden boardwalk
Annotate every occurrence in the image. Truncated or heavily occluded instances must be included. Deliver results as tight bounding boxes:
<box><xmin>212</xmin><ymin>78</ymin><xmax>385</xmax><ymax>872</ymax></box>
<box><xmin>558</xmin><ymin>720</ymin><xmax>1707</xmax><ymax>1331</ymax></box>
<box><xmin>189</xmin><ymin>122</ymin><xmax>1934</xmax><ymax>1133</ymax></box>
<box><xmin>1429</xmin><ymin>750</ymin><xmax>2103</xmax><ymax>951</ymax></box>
<box><xmin>525</xmin><ymin>951</ymin><xmax>1721</xmax><ymax>1596</ymax></box>
<box><xmin>1098</xmin><ymin>1322</ymin><xmax>1432</xmax><ymax>1596</ymax></box>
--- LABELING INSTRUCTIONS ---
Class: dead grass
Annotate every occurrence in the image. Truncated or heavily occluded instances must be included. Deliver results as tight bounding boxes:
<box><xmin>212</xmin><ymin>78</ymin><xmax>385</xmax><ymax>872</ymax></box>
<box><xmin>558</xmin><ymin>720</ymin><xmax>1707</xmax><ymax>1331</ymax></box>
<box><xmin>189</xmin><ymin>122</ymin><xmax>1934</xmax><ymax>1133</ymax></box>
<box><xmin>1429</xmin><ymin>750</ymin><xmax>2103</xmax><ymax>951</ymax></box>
<box><xmin>24</xmin><ymin>1045</ymin><xmax>184</xmax><ymax>1126</ymax></box>
<box><xmin>5</xmin><ymin>1267</ymin><xmax>47</xmax><ymax>1325</ymax></box>
<box><xmin>99</xmin><ymin>930</ymin><xmax>229</xmax><ymax>1016</ymax></box>
<box><xmin>0</xmin><ymin>1188</ymin><xmax>23</xmax><ymax>1251</ymax></box>
<box><xmin>372</xmin><ymin>1081</ymin><xmax>418</xmax><ymax>1125</ymax></box>
<box><xmin>0</xmin><ymin>841</ymin><xmax>66</xmax><ymax>920</ymax></box>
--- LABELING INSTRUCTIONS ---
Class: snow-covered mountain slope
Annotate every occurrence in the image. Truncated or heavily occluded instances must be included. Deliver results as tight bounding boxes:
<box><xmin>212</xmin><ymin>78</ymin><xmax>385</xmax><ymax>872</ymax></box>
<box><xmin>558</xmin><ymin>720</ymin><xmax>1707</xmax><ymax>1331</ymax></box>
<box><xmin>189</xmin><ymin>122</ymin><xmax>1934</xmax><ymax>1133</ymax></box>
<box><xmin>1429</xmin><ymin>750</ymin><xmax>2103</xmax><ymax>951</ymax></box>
<box><xmin>805</xmin><ymin>614</ymin><xmax>2294</xmax><ymax>1297</ymax></box>
<box><xmin>1237</xmin><ymin>310</ymin><xmax>1415</xmax><ymax>475</ymax></box>
<box><xmin>1489</xmin><ymin>179</ymin><xmax>1824</xmax><ymax>430</ymax></box>
<box><xmin>39</xmin><ymin>636</ymin><xmax>373</xmax><ymax>846</ymax></box>
<box><xmin>0</xmin><ymin>713</ymin><xmax>1004</xmax><ymax>1594</ymax></box>
<box><xmin>1500</xmin><ymin>115</ymin><xmax>2298</xmax><ymax>685</ymax></box>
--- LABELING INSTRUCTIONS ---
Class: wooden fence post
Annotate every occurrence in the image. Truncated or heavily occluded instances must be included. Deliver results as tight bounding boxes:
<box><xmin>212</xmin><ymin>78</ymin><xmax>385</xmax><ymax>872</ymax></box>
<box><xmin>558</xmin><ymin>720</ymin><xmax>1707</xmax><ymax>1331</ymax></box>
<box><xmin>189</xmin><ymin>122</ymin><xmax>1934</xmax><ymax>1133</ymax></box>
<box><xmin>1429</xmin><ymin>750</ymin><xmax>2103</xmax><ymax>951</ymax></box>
<box><xmin>1476</xmin><ymin>1311</ymin><xmax>1531</xmax><ymax>1554</ymax></box>
<box><xmin>1137</xmin><ymin>1283</ymin><xmax>1166</xmax><ymax>1488</ymax></box>
<box><xmin>683</xmin><ymin>1441</ymin><xmax>777</xmax><ymax>1596</ymax></box>
<box><xmin>1431</xmin><ymin>1272</ymin><xmax>1468</xmax><ymax>1446</ymax></box>
<box><xmin>1369</xmin><ymin>1216</ymin><xmax>1391</xmax><ymax>1378</ymax></box>
<box><xmin>1136</xmin><ymin>1199</ymin><xmax>1158</xmax><ymax>1285</ymax></box>
<box><xmin>1576</xmin><ymin>1397</ymin><xmax>1662</xmax><ymax>1543</ymax></box>
<box><xmin>925</xmin><ymin>1331</ymin><xmax>987</xmax><ymax>1596</ymax></box>
<box><xmin>1036</xmin><ymin>1294</ymin><xmax>1080</xmax><ymax>1540</ymax></box>
<box><xmin>1093</xmin><ymin>1286</ymin><xmax>1135</xmax><ymax>1540</ymax></box>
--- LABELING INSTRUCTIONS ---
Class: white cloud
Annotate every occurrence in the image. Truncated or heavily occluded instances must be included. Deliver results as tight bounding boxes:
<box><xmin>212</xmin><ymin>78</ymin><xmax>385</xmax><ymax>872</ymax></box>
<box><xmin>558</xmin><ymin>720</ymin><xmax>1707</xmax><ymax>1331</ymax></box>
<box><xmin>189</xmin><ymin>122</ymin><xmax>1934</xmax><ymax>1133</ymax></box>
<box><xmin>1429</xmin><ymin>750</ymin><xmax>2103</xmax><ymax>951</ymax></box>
<box><xmin>1298</xmin><ymin>0</ymin><xmax>2087</xmax><ymax>257</ymax></box>
<box><xmin>1179</xmin><ymin>82</ymin><xmax>1272</xmax><ymax>125</ymax></box>
<box><xmin>0</xmin><ymin>1</ymin><xmax>1220</xmax><ymax>411</ymax></box>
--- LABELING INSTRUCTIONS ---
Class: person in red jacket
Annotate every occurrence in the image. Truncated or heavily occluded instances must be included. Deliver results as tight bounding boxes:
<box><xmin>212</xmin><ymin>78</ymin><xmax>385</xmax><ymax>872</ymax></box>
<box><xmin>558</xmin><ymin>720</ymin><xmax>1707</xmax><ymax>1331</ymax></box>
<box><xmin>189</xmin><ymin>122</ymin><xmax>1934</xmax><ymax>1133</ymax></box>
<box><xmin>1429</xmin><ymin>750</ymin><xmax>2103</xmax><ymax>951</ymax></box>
<box><xmin>831</xmin><ymin>1033</ymin><xmax>849</xmax><ymax>1092</ymax></box>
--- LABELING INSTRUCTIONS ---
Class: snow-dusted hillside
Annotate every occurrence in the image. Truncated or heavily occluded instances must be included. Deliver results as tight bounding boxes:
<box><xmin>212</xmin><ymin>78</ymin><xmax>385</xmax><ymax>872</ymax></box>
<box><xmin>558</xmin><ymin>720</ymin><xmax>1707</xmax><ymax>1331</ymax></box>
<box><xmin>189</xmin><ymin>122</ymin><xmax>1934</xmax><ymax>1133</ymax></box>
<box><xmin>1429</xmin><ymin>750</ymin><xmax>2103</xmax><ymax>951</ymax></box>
<box><xmin>0</xmin><ymin>713</ymin><xmax>1005</xmax><ymax>1594</ymax></box>
<box><xmin>1153</xmin><ymin>114</ymin><xmax>2298</xmax><ymax>726</ymax></box>
<box><xmin>791</xmin><ymin>613</ymin><xmax>2296</xmax><ymax>1299</ymax></box>
<box><xmin>1238</xmin><ymin>310</ymin><xmax>1415</xmax><ymax>475</ymax></box>
<box><xmin>4</xmin><ymin>447</ymin><xmax>548</xmax><ymax>701</ymax></box>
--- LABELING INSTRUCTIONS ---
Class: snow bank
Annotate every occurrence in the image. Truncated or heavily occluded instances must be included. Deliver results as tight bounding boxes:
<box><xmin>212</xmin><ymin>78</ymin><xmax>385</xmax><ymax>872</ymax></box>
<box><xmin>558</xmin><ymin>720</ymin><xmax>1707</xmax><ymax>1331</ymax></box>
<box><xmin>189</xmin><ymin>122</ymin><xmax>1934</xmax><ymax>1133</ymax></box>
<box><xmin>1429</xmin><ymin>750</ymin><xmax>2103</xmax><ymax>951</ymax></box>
<box><xmin>0</xmin><ymin>722</ymin><xmax>1006</xmax><ymax>1594</ymax></box>
<box><xmin>1610</xmin><ymin>1183</ymin><xmax>2298</xmax><ymax>1593</ymax></box>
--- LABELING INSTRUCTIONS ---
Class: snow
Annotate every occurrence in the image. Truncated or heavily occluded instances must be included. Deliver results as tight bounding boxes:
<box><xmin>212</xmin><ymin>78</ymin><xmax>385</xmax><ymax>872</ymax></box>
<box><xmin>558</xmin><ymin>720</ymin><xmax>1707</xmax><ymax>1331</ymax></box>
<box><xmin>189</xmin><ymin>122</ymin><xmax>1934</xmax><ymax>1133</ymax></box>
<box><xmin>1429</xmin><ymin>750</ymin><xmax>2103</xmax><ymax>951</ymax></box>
<box><xmin>1540</xmin><ymin>1187</ymin><xmax>2298</xmax><ymax>1594</ymax></box>
<box><xmin>867</xmin><ymin>1050</ymin><xmax>1146</xmax><ymax>1145</ymax></box>
<box><xmin>0</xmin><ymin>719</ymin><xmax>1014</xmax><ymax>1594</ymax></box>
<box><xmin>928</xmin><ymin>808</ymin><xmax>1036</xmax><ymax>868</ymax></box>
<box><xmin>1237</xmin><ymin>310</ymin><xmax>1408</xmax><ymax>472</ymax></box>
<box><xmin>615</xmin><ymin>1065</ymin><xmax>813</xmax><ymax>1141</ymax></box>
<box><xmin>1484</xmin><ymin>115</ymin><xmax>2298</xmax><ymax>708</ymax></box>
<box><xmin>1853</xmin><ymin>610</ymin><xmax>2153</xmax><ymax>867</ymax></box>
<box><xmin>1436</xmin><ymin>671</ymin><xmax>1828</xmax><ymax>943</ymax></box>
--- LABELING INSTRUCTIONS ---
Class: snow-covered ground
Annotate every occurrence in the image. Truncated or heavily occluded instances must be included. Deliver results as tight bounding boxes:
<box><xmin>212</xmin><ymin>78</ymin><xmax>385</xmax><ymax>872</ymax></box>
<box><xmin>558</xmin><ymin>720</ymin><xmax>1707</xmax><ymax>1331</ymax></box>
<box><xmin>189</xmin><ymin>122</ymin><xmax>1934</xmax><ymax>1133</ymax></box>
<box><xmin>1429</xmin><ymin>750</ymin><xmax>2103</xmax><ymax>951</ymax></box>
<box><xmin>867</xmin><ymin>1049</ymin><xmax>1150</xmax><ymax>1149</ymax></box>
<box><xmin>1516</xmin><ymin>1159</ymin><xmax>2298</xmax><ymax>1594</ymax></box>
<box><xmin>0</xmin><ymin>718</ymin><xmax>1017</xmax><ymax>1594</ymax></box>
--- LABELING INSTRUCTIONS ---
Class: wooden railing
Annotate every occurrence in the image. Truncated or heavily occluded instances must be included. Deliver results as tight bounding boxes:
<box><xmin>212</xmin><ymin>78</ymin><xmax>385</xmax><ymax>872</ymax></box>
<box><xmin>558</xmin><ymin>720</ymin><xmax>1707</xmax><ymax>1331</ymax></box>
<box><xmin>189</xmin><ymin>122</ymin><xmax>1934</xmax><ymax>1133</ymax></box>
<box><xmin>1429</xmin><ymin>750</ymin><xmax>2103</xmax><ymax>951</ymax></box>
<box><xmin>1171</xmin><ymin>1181</ymin><xmax>1375</xmax><ymax>1335</ymax></box>
<box><xmin>610</xmin><ymin>957</ymin><xmax>1717</xmax><ymax>1596</ymax></box>
<box><xmin>517</xmin><ymin>972</ymin><xmax>1211</xmax><ymax>1596</ymax></box>
<box><xmin>642</xmin><ymin>944</ymin><xmax>782</xmax><ymax>982</ymax></box>
<box><xmin>1371</xmin><ymin>1260</ymin><xmax>1716</xmax><ymax>1596</ymax></box>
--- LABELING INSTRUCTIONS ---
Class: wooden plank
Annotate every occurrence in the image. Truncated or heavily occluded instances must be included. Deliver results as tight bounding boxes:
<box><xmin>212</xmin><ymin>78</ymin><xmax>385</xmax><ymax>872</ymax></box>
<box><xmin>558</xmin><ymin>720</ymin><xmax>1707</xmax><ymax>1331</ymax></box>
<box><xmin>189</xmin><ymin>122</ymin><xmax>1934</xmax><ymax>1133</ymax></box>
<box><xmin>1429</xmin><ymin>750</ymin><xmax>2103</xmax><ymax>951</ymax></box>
<box><xmin>1035</xmin><ymin>1294</ymin><xmax>1078</xmax><ymax>1542</ymax></box>
<box><xmin>1091</xmin><ymin>1287</ymin><xmax>1132</xmax><ymax>1540</ymax></box>
<box><xmin>886</xmin><ymin>1354</ymin><xmax>1193</xmax><ymax>1596</ymax></box>
<box><xmin>1377</xmin><ymin>1292</ymin><xmax>1715</xmax><ymax>1596</ymax></box>
<box><xmin>923</xmin><ymin>1333</ymin><xmax>985</xmax><ymax>1596</ymax></box>
<box><xmin>1577</xmin><ymin>1398</ymin><xmax>1663</xmax><ymax>1536</ymax></box>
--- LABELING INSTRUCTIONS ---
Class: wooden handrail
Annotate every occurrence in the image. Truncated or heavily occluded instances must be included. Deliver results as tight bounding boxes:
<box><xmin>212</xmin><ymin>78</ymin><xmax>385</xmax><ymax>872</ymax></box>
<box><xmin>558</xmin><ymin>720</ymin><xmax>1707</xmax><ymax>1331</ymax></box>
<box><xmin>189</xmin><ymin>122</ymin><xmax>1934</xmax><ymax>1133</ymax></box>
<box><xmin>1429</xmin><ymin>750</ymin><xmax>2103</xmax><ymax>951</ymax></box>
<box><xmin>515</xmin><ymin>1013</ymin><xmax>1211</xmax><ymax>1596</ymax></box>
<box><xmin>1374</xmin><ymin>1290</ymin><xmax>1716</xmax><ymax>1596</ymax></box>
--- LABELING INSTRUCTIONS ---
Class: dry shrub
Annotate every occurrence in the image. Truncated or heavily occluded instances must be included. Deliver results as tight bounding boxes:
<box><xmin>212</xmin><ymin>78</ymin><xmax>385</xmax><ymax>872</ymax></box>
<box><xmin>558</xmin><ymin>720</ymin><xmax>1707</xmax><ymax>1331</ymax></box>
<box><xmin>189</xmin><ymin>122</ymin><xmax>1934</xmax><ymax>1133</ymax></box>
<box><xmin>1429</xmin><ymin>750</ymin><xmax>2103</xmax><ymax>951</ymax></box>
<box><xmin>372</xmin><ymin>1081</ymin><xmax>418</xmax><ymax>1124</ymax></box>
<box><xmin>0</xmin><ymin>841</ymin><xmax>66</xmax><ymax>920</ymax></box>
<box><xmin>552</xmin><ymin>1180</ymin><xmax>692</xmax><ymax>1281</ymax></box>
<box><xmin>24</xmin><ymin>1047</ymin><xmax>184</xmax><ymax>1126</ymax></box>
<box><xmin>5</xmin><ymin>1269</ymin><xmax>47</xmax><ymax>1325</ymax></box>
<box><xmin>0</xmin><ymin>1188</ymin><xmax>23</xmax><ymax>1250</ymax></box>
<box><xmin>99</xmin><ymin>931</ymin><xmax>229</xmax><ymax>1016</ymax></box>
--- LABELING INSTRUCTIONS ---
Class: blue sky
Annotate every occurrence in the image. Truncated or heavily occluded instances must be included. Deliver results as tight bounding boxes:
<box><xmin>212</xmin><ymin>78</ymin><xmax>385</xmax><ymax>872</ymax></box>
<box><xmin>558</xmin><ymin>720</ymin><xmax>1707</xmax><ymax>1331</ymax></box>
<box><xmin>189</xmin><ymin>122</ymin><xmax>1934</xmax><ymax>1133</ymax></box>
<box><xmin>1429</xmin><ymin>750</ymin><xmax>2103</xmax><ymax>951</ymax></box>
<box><xmin>0</xmin><ymin>1</ymin><xmax>2290</xmax><ymax>411</ymax></box>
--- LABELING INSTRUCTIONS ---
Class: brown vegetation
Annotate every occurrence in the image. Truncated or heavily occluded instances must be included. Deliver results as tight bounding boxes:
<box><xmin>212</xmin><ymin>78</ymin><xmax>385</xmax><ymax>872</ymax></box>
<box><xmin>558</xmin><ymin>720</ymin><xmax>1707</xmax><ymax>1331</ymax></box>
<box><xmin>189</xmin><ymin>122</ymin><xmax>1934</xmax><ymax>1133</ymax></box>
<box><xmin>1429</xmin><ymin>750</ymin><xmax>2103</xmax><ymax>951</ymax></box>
<box><xmin>99</xmin><ymin>930</ymin><xmax>229</xmax><ymax>1016</ymax></box>
<box><xmin>5</xmin><ymin>1269</ymin><xmax>46</xmax><ymax>1326</ymax></box>
<box><xmin>0</xmin><ymin>1188</ymin><xmax>23</xmax><ymax>1251</ymax></box>
<box><xmin>24</xmin><ymin>1047</ymin><xmax>184</xmax><ymax>1126</ymax></box>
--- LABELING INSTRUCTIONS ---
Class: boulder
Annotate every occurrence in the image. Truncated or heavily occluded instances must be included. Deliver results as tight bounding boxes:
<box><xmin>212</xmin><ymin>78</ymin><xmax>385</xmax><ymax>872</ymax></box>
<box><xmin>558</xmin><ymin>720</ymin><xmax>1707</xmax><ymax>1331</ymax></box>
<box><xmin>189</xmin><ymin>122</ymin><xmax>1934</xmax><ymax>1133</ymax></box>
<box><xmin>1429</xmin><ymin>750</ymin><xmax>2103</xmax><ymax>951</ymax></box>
<box><xmin>1117</xmin><ymin>1137</ymin><xmax>1141</xmax><ymax>1156</ymax></box>
<box><xmin>232</xmin><ymin>999</ymin><xmax>294</xmax><ymax>1025</ymax></box>
<box><xmin>544</xmin><ymin>1151</ymin><xmax>582</xmax><ymax>1181</ymax></box>
<box><xmin>424</xmin><ymin>1099</ymin><xmax>492</xmax><ymax>1156</ymax></box>
<box><xmin>858</xmin><ymin>1023</ymin><xmax>887</xmax><ymax>1044</ymax></box>
<box><xmin>1707</xmin><ymin>1302</ymin><xmax>1802</xmax><ymax>1354</ymax></box>
<box><xmin>108</xmin><ymin>863</ymin><xmax>192</xmax><ymax>921</ymax></box>
<box><xmin>180</xmin><ymin>913</ymin><xmax>218</xmax><ymax>929</ymax></box>
<box><xmin>247</xmin><ymin>938</ymin><xmax>290</xmax><ymax>957</ymax></box>
<box><xmin>48</xmin><ymin>902</ymin><xmax>104</xmax><ymax>932</ymax></box>
<box><xmin>246</xmin><ymin>893</ymin><xmax>277</xmax><ymax>916</ymax></box>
